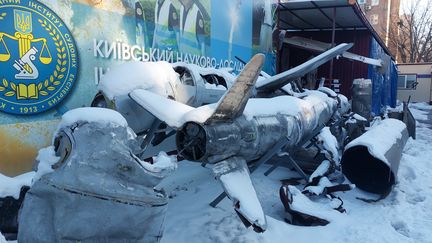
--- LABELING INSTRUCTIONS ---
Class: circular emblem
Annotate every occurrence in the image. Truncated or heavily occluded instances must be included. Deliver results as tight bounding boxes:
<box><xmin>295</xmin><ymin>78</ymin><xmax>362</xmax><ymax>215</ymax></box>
<box><xmin>0</xmin><ymin>0</ymin><xmax>78</xmax><ymax>115</ymax></box>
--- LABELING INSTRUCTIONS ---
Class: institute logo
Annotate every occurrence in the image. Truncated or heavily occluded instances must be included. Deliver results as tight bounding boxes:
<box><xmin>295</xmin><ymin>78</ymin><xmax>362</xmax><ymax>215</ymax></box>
<box><xmin>0</xmin><ymin>0</ymin><xmax>78</xmax><ymax>115</ymax></box>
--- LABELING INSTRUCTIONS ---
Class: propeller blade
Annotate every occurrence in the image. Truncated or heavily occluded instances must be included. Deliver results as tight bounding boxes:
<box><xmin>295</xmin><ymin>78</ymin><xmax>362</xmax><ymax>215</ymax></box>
<box><xmin>256</xmin><ymin>43</ymin><xmax>353</xmax><ymax>92</ymax></box>
<box><xmin>205</xmin><ymin>53</ymin><xmax>265</xmax><ymax>124</ymax></box>
<box><xmin>212</xmin><ymin>157</ymin><xmax>267</xmax><ymax>232</ymax></box>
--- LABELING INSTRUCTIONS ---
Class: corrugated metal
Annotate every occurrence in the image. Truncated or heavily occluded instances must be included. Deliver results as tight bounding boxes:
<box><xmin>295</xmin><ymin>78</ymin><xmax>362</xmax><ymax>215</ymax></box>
<box><xmin>280</xmin><ymin>30</ymin><xmax>371</xmax><ymax>98</ymax></box>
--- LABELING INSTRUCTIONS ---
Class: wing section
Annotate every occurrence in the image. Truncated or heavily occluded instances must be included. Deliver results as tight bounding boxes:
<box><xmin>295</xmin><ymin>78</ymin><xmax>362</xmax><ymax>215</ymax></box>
<box><xmin>129</xmin><ymin>89</ymin><xmax>194</xmax><ymax>128</ymax></box>
<box><xmin>256</xmin><ymin>43</ymin><xmax>353</xmax><ymax>92</ymax></box>
<box><xmin>212</xmin><ymin>157</ymin><xmax>267</xmax><ymax>232</ymax></box>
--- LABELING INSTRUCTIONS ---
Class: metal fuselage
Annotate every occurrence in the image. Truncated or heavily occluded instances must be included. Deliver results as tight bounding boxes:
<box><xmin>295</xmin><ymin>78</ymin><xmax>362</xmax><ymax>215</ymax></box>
<box><xmin>176</xmin><ymin>91</ymin><xmax>340</xmax><ymax>164</ymax></box>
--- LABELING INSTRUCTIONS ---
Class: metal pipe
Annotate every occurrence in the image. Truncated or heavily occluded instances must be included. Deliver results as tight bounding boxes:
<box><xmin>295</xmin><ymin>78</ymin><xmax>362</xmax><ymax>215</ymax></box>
<box><xmin>341</xmin><ymin>119</ymin><xmax>409</xmax><ymax>195</ymax></box>
<box><xmin>177</xmin><ymin>91</ymin><xmax>341</xmax><ymax>164</ymax></box>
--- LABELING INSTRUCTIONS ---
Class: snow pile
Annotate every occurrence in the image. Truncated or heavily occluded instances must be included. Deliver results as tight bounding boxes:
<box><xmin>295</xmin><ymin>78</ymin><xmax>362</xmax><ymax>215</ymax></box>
<box><xmin>408</xmin><ymin>102</ymin><xmax>431</xmax><ymax>121</ymax></box>
<box><xmin>0</xmin><ymin>146</ymin><xmax>59</xmax><ymax>199</ymax></box>
<box><xmin>243</xmin><ymin>91</ymin><xmax>335</xmax><ymax>121</ymax></box>
<box><xmin>303</xmin><ymin>177</ymin><xmax>334</xmax><ymax>195</ymax></box>
<box><xmin>0</xmin><ymin>232</ymin><xmax>6</xmax><ymax>243</ymax></box>
<box><xmin>32</xmin><ymin>146</ymin><xmax>60</xmax><ymax>184</ymax></box>
<box><xmin>0</xmin><ymin>172</ymin><xmax>34</xmax><ymax>199</ymax></box>
<box><xmin>98</xmin><ymin>61</ymin><xmax>179</xmax><ymax>100</ymax></box>
<box><xmin>309</xmin><ymin>160</ymin><xmax>331</xmax><ymax>182</ymax></box>
<box><xmin>57</xmin><ymin>107</ymin><xmax>128</xmax><ymax>131</ymax></box>
<box><xmin>318</xmin><ymin>127</ymin><xmax>340</xmax><ymax>163</ymax></box>
<box><xmin>138</xmin><ymin>151</ymin><xmax>178</xmax><ymax>174</ymax></box>
<box><xmin>287</xmin><ymin>185</ymin><xmax>344</xmax><ymax>222</ymax></box>
<box><xmin>388</xmin><ymin>103</ymin><xmax>404</xmax><ymax>113</ymax></box>
<box><xmin>345</xmin><ymin>118</ymin><xmax>406</xmax><ymax>165</ymax></box>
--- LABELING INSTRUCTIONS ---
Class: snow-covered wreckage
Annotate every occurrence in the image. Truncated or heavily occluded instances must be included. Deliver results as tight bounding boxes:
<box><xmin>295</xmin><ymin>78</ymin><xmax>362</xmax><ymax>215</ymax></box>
<box><xmin>0</xmin><ymin>42</ymin><xmax>414</xmax><ymax>241</ymax></box>
<box><xmin>18</xmin><ymin>108</ymin><xmax>177</xmax><ymax>242</ymax></box>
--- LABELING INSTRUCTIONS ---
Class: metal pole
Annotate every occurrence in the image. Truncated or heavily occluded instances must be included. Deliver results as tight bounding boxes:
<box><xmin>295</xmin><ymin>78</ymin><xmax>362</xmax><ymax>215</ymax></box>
<box><xmin>277</xmin><ymin>0</ymin><xmax>281</xmax><ymax>73</ymax></box>
<box><xmin>329</xmin><ymin>7</ymin><xmax>336</xmax><ymax>80</ymax></box>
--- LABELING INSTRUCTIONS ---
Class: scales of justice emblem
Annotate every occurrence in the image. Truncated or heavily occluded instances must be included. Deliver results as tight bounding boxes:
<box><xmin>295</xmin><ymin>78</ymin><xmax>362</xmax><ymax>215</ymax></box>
<box><xmin>0</xmin><ymin>1</ymin><xmax>78</xmax><ymax>115</ymax></box>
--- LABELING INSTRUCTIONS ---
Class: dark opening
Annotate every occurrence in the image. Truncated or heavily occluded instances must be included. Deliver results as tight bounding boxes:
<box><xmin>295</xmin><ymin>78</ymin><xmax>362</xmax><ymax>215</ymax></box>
<box><xmin>176</xmin><ymin>122</ymin><xmax>207</xmax><ymax>161</ymax></box>
<box><xmin>341</xmin><ymin>146</ymin><xmax>395</xmax><ymax>194</ymax></box>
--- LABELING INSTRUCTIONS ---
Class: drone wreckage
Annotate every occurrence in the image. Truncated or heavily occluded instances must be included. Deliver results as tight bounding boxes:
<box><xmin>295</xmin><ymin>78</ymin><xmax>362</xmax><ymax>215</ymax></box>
<box><xmin>1</xmin><ymin>43</ymin><xmax>412</xmax><ymax>242</ymax></box>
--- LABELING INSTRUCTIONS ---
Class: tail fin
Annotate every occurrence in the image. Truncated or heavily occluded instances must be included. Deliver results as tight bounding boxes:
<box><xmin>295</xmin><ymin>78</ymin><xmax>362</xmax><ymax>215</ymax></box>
<box><xmin>205</xmin><ymin>54</ymin><xmax>265</xmax><ymax>124</ymax></box>
<box><xmin>256</xmin><ymin>43</ymin><xmax>353</xmax><ymax>92</ymax></box>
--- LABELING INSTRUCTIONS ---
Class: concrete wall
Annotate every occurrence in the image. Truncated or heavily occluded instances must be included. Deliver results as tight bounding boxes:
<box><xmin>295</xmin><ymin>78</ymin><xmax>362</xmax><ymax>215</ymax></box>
<box><xmin>397</xmin><ymin>63</ymin><xmax>432</xmax><ymax>103</ymax></box>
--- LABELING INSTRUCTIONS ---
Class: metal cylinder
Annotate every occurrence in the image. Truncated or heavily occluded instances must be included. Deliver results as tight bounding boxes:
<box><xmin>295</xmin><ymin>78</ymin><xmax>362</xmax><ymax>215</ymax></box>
<box><xmin>177</xmin><ymin>90</ymin><xmax>341</xmax><ymax>164</ymax></box>
<box><xmin>352</xmin><ymin>78</ymin><xmax>372</xmax><ymax>120</ymax></box>
<box><xmin>177</xmin><ymin>116</ymin><xmax>288</xmax><ymax>163</ymax></box>
<box><xmin>341</xmin><ymin>118</ymin><xmax>409</xmax><ymax>195</ymax></box>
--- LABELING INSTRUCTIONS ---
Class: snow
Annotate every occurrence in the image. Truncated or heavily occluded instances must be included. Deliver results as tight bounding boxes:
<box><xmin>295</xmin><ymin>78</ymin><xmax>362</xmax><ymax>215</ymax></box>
<box><xmin>318</xmin><ymin>127</ymin><xmax>340</xmax><ymax>163</ymax></box>
<box><xmin>409</xmin><ymin>102</ymin><xmax>432</xmax><ymax>111</ymax></box>
<box><xmin>353</xmin><ymin>113</ymin><xmax>367</xmax><ymax>121</ymax></box>
<box><xmin>408</xmin><ymin>102</ymin><xmax>431</xmax><ymax>121</ymax></box>
<box><xmin>180</xmin><ymin>104</ymin><xmax>217</xmax><ymax>125</ymax></box>
<box><xmin>286</xmin><ymin>185</ymin><xmax>344</xmax><ymax>222</ymax></box>
<box><xmin>57</xmin><ymin>107</ymin><xmax>128</xmax><ymax>131</ymax></box>
<box><xmin>204</xmin><ymin>82</ymin><xmax>227</xmax><ymax>90</ymax></box>
<box><xmin>345</xmin><ymin>118</ymin><xmax>406</xmax><ymax>165</ymax></box>
<box><xmin>130</xmin><ymin>89</ymin><xmax>195</xmax><ymax>128</ymax></box>
<box><xmin>309</xmin><ymin>160</ymin><xmax>331</xmax><ymax>182</ymax></box>
<box><xmin>173</xmin><ymin>62</ymin><xmax>236</xmax><ymax>88</ymax></box>
<box><xmin>2</xmin><ymin>101</ymin><xmax>432</xmax><ymax>243</ymax></box>
<box><xmin>214</xmin><ymin>159</ymin><xmax>267</xmax><ymax>230</ymax></box>
<box><xmin>0</xmin><ymin>232</ymin><xmax>6</xmax><ymax>243</ymax></box>
<box><xmin>98</xmin><ymin>61</ymin><xmax>179</xmax><ymax>100</ymax></box>
<box><xmin>137</xmin><ymin>151</ymin><xmax>177</xmax><ymax>174</ymax></box>
<box><xmin>318</xmin><ymin>87</ymin><xmax>337</xmax><ymax>97</ymax></box>
<box><xmin>131</xmin><ymin>88</ymin><xmax>335</xmax><ymax>130</ymax></box>
<box><xmin>202</xmin><ymin>93</ymin><xmax>333</xmax><ymax>124</ymax></box>
<box><xmin>0</xmin><ymin>172</ymin><xmax>34</xmax><ymax>199</ymax></box>
<box><xmin>243</xmin><ymin>91</ymin><xmax>335</xmax><ymax>121</ymax></box>
<box><xmin>158</xmin><ymin>104</ymin><xmax>432</xmax><ymax>243</ymax></box>
<box><xmin>303</xmin><ymin>177</ymin><xmax>334</xmax><ymax>195</ymax></box>
<box><xmin>352</xmin><ymin>78</ymin><xmax>372</xmax><ymax>86</ymax></box>
<box><xmin>338</xmin><ymin>94</ymin><xmax>350</xmax><ymax>115</ymax></box>
<box><xmin>32</xmin><ymin>146</ymin><xmax>60</xmax><ymax>184</ymax></box>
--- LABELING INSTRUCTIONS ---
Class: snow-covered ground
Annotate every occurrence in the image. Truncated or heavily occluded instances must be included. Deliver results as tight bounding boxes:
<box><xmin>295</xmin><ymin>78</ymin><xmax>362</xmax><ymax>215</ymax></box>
<box><xmin>1</xmin><ymin>103</ymin><xmax>432</xmax><ymax>242</ymax></box>
<box><xmin>159</xmin><ymin>102</ymin><xmax>432</xmax><ymax>243</ymax></box>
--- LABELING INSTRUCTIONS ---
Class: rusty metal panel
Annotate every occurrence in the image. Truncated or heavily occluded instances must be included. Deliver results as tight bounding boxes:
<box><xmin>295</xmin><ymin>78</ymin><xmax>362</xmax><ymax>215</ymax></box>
<box><xmin>281</xmin><ymin>30</ymin><xmax>372</xmax><ymax>99</ymax></box>
<box><xmin>0</xmin><ymin>120</ymin><xmax>59</xmax><ymax>176</ymax></box>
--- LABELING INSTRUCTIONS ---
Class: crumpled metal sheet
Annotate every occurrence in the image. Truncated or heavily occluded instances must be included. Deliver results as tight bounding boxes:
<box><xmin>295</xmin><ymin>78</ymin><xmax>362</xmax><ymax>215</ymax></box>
<box><xmin>18</xmin><ymin>122</ymin><xmax>168</xmax><ymax>243</ymax></box>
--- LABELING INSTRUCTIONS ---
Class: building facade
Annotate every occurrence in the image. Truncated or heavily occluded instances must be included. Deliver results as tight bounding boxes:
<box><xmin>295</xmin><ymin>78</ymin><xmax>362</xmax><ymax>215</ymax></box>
<box><xmin>358</xmin><ymin>0</ymin><xmax>400</xmax><ymax>57</ymax></box>
<box><xmin>397</xmin><ymin>63</ymin><xmax>432</xmax><ymax>103</ymax></box>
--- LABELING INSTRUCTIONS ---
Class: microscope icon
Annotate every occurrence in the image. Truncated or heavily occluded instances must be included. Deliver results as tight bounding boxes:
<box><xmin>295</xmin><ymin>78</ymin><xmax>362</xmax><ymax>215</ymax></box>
<box><xmin>12</xmin><ymin>46</ymin><xmax>39</xmax><ymax>80</ymax></box>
